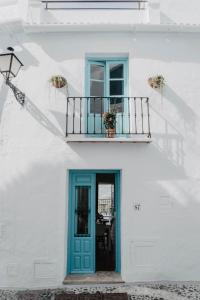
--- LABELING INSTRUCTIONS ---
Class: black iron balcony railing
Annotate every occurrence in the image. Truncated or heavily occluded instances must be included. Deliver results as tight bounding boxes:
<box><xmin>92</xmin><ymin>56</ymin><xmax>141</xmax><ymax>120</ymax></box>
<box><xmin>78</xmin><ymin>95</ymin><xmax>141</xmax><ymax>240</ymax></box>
<box><xmin>66</xmin><ymin>97</ymin><xmax>151</xmax><ymax>138</ymax></box>
<box><xmin>41</xmin><ymin>0</ymin><xmax>148</xmax><ymax>10</ymax></box>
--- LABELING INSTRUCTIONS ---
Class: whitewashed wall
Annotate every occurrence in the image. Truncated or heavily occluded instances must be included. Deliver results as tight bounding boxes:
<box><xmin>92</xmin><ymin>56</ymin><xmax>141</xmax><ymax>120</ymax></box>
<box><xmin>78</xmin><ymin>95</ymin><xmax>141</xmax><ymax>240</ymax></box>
<box><xmin>160</xmin><ymin>0</ymin><xmax>200</xmax><ymax>25</ymax></box>
<box><xmin>0</xmin><ymin>0</ymin><xmax>19</xmax><ymax>24</ymax></box>
<box><xmin>27</xmin><ymin>0</ymin><xmax>200</xmax><ymax>27</ymax></box>
<box><xmin>28</xmin><ymin>4</ymin><xmax>149</xmax><ymax>26</ymax></box>
<box><xmin>0</xmin><ymin>30</ymin><xmax>200</xmax><ymax>287</ymax></box>
<box><xmin>2</xmin><ymin>0</ymin><xmax>200</xmax><ymax>30</ymax></box>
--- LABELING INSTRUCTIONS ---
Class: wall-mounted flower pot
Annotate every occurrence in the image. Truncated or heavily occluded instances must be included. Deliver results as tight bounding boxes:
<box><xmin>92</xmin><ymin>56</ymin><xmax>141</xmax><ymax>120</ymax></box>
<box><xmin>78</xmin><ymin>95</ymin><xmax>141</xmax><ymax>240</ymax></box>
<box><xmin>50</xmin><ymin>76</ymin><xmax>67</xmax><ymax>88</ymax></box>
<box><xmin>148</xmin><ymin>75</ymin><xmax>165</xmax><ymax>89</ymax></box>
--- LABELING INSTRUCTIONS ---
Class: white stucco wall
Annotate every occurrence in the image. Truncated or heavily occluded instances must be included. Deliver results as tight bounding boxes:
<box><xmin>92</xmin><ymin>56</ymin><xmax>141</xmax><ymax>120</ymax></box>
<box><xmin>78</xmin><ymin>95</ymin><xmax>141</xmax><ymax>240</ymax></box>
<box><xmin>160</xmin><ymin>0</ymin><xmax>200</xmax><ymax>25</ymax></box>
<box><xmin>2</xmin><ymin>0</ymin><xmax>200</xmax><ymax>30</ymax></box>
<box><xmin>27</xmin><ymin>2</ymin><xmax>149</xmax><ymax>26</ymax></box>
<box><xmin>0</xmin><ymin>1</ymin><xmax>19</xmax><ymax>24</ymax></box>
<box><xmin>27</xmin><ymin>0</ymin><xmax>200</xmax><ymax>27</ymax></box>
<box><xmin>0</xmin><ymin>28</ymin><xmax>200</xmax><ymax>287</ymax></box>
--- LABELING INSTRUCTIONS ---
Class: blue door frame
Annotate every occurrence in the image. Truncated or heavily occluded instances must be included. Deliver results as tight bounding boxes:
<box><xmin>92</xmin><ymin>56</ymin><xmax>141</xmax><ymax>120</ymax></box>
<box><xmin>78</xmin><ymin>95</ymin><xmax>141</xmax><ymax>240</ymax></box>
<box><xmin>85</xmin><ymin>57</ymin><xmax>129</xmax><ymax>135</ymax></box>
<box><xmin>67</xmin><ymin>170</ymin><xmax>121</xmax><ymax>274</ymax></box>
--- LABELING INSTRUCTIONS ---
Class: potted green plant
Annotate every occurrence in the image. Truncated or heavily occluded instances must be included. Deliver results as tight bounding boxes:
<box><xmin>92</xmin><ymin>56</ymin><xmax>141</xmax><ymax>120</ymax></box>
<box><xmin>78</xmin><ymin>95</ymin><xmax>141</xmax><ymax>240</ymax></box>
<box><xmin>103</xmin><ymin>110</ymin><xmax>117</xmax><ymax>138</ymax></box>
<box><xmin>50</xmin><ymin>75</ymin><xmax>67</xmax><ymax>88</ymax></box>
<box><xmin>148</xmin><ymin>75</ymin><xmax>165</xmax><ymax>89</ymax></box>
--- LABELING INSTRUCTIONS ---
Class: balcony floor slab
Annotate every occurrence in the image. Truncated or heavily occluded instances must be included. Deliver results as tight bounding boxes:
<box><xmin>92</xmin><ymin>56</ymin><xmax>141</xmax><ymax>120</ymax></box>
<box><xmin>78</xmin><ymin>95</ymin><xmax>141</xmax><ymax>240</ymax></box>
<box><xmin>65</xmin><ymin>136</ymin><xmax>152</xmax><ymax>143</ymax></box>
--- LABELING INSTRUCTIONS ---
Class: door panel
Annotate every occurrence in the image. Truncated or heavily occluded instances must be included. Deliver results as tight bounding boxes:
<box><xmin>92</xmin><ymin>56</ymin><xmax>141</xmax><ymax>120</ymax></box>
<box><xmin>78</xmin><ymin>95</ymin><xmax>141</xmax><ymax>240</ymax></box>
<box><xmin>69</xmin><ymin>172</ymin><xmax>96</xmax><ymax>273</ymax></box>
<box><xmin>107</xmin><ymin>61</ymin><xmax>128</xmax><ymax>134</ymax></box>
<box><xmin>88</xmin><ymin>61</ymin><xmax>105</xmax><ymax>134</ymax></box>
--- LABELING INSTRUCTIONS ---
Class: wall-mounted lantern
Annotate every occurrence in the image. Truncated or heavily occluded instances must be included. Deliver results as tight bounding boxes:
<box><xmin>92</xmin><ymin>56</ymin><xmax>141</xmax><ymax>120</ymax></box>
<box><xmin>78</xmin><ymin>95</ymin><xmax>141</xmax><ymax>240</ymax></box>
<box><xmin>0</xmin><ymin>47</ymin><xmax>25</xmax><ymax>105</ymax></box>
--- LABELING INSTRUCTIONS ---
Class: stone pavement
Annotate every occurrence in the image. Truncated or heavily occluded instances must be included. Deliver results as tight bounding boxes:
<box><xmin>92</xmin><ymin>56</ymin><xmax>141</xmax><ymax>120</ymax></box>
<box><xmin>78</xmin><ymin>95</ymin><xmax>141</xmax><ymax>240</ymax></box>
<box><xmin>1</xmin><ymin>282</ymin><xmax>200</xmax><ymax>300</ymax></box>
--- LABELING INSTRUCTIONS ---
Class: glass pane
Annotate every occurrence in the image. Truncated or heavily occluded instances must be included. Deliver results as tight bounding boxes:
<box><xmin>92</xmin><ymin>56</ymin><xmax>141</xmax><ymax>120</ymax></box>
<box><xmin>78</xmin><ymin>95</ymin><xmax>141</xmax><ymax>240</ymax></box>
<box><xmin>76</xmin><ymin>186</ymin><xmax>89</xmax><ymax>235</ymax></box>
<box><xmin>91</xmin><ymin>64</ymin><xmax>104</xmax><ymax>80</ymax></box>
<box><xmin>110</xmin><ymin>80</ymin><xmax>124</xmax><ymax>96</ymax></box>
<box><xmin>110</xmin><ymin>97</ymin><xmax>123</xmax><ymax>113</ymax></box>
<box><xmin>0</xmin><ymin>54</ymin><xmax>10</xmax><ymax>72</ymax></box>
<box><xmin>97</xmin><ymin>184</ymin><xmax>114</xmax><ymax>221</ymax></box>
<box><xmin>90</xmin><ymin>80</ymin><xmax>104</xmax><ymax>97</ymax></box>
<box><xmin>110</xmin><ymin>64</ymin><xmax>123</xmax><ymax>79</ymax></box>
<box><xmin>90</xmin><ymin>97</ymin><xmax>104</xmax><ymax>114</ymax></box>
<box><xmin>11</xmin><ymin>55</ymin><xmax>22</xmax><ymax>77</ymax></box>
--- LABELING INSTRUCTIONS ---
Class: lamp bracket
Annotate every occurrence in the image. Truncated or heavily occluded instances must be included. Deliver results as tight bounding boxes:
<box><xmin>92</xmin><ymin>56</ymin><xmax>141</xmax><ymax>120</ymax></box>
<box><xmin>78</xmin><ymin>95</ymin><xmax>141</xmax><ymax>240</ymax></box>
<box><xmin>6</xmin><ymin>79</ymin><xmax>25</xmax><ymax>106</ymax></box>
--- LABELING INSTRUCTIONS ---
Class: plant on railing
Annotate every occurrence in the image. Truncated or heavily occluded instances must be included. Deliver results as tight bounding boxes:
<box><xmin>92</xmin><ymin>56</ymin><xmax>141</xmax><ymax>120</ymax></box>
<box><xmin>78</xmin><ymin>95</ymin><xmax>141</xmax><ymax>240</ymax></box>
<box><xmin>148</xmin><ymin>75</ymin><xmax>165</xmax><ymax>89</ymax></box>
<box><xmin>103</xmin><ymin>110</ymin><xmax>117</xmax><ymax>138</ymax></box>
<box><xmin>50</xmin><ymin>75</ymin><xmax>67</xmax><ymax>88</ymax></box>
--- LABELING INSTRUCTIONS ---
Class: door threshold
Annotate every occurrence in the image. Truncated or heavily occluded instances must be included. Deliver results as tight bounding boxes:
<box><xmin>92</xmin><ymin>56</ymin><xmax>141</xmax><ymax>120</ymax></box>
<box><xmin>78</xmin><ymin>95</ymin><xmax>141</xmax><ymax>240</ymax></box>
<box><xmin>63</xmin><ymin>271</ymin><xmax>124</xmax><ymax>285</ymax></box>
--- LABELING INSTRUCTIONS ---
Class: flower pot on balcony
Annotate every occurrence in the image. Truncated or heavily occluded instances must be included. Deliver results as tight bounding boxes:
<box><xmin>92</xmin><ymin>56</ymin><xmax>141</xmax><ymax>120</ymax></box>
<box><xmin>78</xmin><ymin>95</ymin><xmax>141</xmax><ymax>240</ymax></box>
<box><xmin>103</xmin><ymin>111</ymin><xmax>116</xmax><ymax>138</ymax></box>
<box><xmin>106</xmin><ymin>128</ymin><xmax>115</xmax><ymax>138</ymax></box>
<box><xmin>50</xmin><ymin>75</ymin><xmax>67</xmax><ymax>88</ymax></box>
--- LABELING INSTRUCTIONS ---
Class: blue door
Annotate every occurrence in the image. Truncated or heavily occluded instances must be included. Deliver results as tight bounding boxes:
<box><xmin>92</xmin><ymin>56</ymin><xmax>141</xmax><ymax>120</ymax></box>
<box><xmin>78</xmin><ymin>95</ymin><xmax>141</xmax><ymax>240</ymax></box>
<box><xmin>86</xmin><ymin>58</ymin><xmax>128</xmax><ymax>135</ymax></box>
<box><xmin>68</xmin><ymin>170</ymin><xmax>121</xmax><ymax>274</ymax></box>
<box><xmin>68</xmin><ymin>172</ymin><xmax>96</xmax><ymax>273</ymax></box>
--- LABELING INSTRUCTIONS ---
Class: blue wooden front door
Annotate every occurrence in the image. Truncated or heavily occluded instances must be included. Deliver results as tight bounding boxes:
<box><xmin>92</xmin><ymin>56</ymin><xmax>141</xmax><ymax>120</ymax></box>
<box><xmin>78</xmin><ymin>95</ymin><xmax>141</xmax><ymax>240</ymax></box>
<box><xmin>68</xmin><ymin>170</ymin><xmax>121</xmax><ymax>274</ymax></box>
<box><xmin>86</xmin><ymin>58</ymin><xmax>128</xmax><ymax>135</ymax></box>
<box><xmin>68</xmin><ymin>172</ymin><xmax>96</xmax><ymax>273</ymax></box>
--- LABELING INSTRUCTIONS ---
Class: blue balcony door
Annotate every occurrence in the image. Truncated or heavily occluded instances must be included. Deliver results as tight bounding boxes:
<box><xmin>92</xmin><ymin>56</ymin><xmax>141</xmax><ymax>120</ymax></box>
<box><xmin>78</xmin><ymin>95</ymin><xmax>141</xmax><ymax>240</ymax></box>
<box><xmin>86</xmin><ymin>58</ymin><xmax>128</xmax><ymax>135</ymax></box>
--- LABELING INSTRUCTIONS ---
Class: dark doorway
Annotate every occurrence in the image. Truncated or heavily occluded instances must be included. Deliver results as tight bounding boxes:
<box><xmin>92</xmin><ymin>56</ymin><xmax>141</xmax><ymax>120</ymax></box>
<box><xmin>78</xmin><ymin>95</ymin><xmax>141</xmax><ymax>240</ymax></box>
<box><xmin>96</xmin><ymin>173</ymin><xmax>115</xmax><ymax>271</ymax></box>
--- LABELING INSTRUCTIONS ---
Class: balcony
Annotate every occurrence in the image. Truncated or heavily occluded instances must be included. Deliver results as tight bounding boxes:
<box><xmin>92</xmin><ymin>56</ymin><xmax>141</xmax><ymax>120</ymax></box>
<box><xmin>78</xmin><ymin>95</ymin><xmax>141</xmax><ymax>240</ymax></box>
<box><xmin>41</xmin><ymin>1</ymin><xmax>148</xmax><ymax>10</ymax></box>
<box><xmin>65</xmin><ymin>97</ymin><xmax>151</xmax><ymax>143</ymax></box>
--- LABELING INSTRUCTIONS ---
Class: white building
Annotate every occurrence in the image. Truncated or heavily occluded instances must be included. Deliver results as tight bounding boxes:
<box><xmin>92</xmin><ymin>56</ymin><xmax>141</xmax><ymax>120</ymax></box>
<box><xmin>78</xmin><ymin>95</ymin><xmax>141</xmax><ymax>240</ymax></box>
<box><xmin>1</xmin><ymin>0</ymin><xmax>200</xmax><ymax>288</ymax></box>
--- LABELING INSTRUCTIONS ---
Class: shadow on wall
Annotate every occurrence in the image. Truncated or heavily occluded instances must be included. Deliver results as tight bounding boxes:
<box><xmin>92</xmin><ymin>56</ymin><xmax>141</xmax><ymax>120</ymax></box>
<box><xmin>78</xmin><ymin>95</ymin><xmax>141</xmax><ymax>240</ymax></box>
<box><xmin>48</xmin><ymin>77</ymin><xmax>82</xmax><ymax>133</ymax></box>
<box><xmin>0</xmin><ymin>83</ymin><xmax>8</xmax><ymax>123</ymax></box>
<box><xmin>151</xmin><ymin>106</ymin><xmax>185</xmax><ymax>169</ymax></box>
<box><xmin>25</xmin><ymin>97</ymin><xmax>64</xmax><ymax>139</ymax></box>
<box><xmin>28</xmin><ymin>33</ymin><xmax>81</xmax><ymax>62</ymax></box>
<box><xmin>0</xmin><ymin>159</ymin><xmax>66</xmax><ymax>257</ymax></box>
<box><xmin>134</xmin><ymin>33</ymin><xmax>200</xmax><ymax>63</ymax></box>
<box><xmin>0</xmin><ymin>81</ymin><xmax>65</xmax><ymax>144</ymax></box>
<box><xmin>1</xmin><ymin>79</ymin><xmax>80</xmax><ymax>145</ymax></box>
<box><xmin>160</xmin><ymin>12</ymin><xmax>176</xmax><ymax>24</ymax></box>
<box><xmin>49</xmin><ymin>80</ymin><xmax>77</xmax><ymax>98</ymax></box>
<box><xmin>40</xmin><ymin>6</ymin><xmax>60</xmax><ymax>23</ymax></box>
<box><xmin>148</xmin><ymin>82</ymin><xmax>197</xmax><ymax>168</ymax></box>
<box><xmin>28</xmin><ymin>33</ymin><xmax>131</xmax><ymax>62</ymax></box>
<box><xmin>47</xmin><ymin>87</ymin><xmax>187</xmax><ymax>170</ymax></box>
<box><xmin>67</xmin><ymin>141</ymin><xmax>200</xmax><ymax>211</ymax></box>
<box><xmin>154</xmin><ymin>134</ymin><xmax>184</xmax><ymax>172</ymax></box>
<box><xmin>50</xmin><ymin>110</ymin><xmax>66</xmax><ymax>136</ymax></box>
<box><xmin>149</xmin><ymin>85</ymin><xmax>193</xmax><ymax>169</ymax></box>
<box><xmin>0</xmin><ymin>36</ymin><xmax>39</xmax><ymax>71</ymax></box>
<box><xmin>29</xmin><ymin>31</ymin><xmax>200</xmax><ymax>63</ymax></box>
<box><xmin>19</xmin><ymin>45</ymin><xmax>39</xmax><ymax>71</ymax></box>
<box><xmin>164</xmin><ymin>85</ymin><xmax>196</xmax><ymax>132</ymax></box>
<box><xmin>28</xmin><ymin>1</ymin><xmax>60</xmax><ymax>24</ymax></box>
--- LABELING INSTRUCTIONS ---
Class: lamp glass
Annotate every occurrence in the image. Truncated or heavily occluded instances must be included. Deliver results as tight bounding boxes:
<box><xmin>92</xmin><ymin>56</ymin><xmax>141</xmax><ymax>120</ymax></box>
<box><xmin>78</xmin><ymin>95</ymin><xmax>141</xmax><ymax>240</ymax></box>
<box><xmin>0</xmin><ymin>54</ymin><xmax>11</xmax><ymax>74</ymax></box>
<box><xmin>0</xmin><ymin>53</ymin><xmax>23</xmax><ymax>79</ymax></box>
<box><xmin>11</xmin><ymin>54</ymin><xmax>23</xmax><ymax>77</ymax></box>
